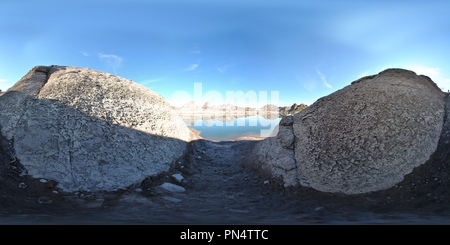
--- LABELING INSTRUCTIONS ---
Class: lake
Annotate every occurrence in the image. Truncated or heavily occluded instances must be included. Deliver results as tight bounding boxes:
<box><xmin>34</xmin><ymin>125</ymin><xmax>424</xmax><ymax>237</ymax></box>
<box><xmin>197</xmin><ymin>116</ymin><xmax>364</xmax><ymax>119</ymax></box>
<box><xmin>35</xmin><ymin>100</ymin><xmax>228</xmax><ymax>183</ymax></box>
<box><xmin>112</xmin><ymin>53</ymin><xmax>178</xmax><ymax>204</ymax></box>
<box><xmin>181</xmin><ymin>115</ymin><xmax>281</xmax><ymax>141</ymax></box>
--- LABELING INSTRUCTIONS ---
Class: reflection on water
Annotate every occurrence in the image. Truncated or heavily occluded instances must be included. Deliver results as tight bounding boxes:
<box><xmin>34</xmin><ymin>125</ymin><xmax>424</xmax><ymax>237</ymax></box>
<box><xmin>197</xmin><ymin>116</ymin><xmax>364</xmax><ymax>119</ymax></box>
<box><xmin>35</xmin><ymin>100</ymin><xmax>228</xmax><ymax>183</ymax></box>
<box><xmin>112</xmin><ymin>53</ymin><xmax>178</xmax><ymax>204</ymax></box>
<box><xmin>181</xmin><ymin>115</ymin><xmax>281</xmax><ymax>141</ymax></box>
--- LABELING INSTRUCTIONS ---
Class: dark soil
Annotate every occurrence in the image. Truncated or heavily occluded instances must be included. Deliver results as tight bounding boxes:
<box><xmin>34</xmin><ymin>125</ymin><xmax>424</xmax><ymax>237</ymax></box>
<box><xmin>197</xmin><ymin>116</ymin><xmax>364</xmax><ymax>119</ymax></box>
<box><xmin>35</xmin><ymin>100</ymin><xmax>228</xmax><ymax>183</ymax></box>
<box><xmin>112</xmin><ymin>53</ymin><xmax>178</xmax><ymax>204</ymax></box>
<box><xmin>1</xmin><ymin>118</ymin><xmax>450</xmax><ymax>224</ymax></box>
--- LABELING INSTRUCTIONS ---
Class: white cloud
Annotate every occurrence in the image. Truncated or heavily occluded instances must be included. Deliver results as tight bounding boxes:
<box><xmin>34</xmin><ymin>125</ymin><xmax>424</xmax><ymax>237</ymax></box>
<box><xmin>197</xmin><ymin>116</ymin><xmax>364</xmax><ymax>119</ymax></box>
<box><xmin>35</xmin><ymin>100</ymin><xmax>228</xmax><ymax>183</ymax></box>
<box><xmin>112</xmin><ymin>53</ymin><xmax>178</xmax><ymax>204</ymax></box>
<box><xmin>358</xmin><ymin>69</ymin><xmax>372</xmax><ymax>78</ymax></box>
<box><xmin>316</xmin><ymin>69</ymin><xmax>332</xmax><ymax>88</ymax></box>
<box><xmin>408</xmin><ymin>66</ymin><xmax>441</xmax><ymax>78</ymax></box>
<box><xmin>302</xmin><ymin>81</ymin><xmax>317</xmax><ymax>91</ymax></box>
<box><xmin>98</xmin><ymin>53</ymin><xmax>122</xmax><ymax>74</ymax></box>
<box><xmin>0</xmin><ymin>79</ymin><xmax>7</xmax><ymax>83</ymax></box>
<box><xmin>216</xmin><ymin>63</ymin><xmax>235</xmax><ymax>74</ymax></box>
<box><xmin>140</xmin><ymin>78</ymin><xmax>163</xmax><ymax>85</ymax></box>
<box><xmin>184</xmin><ymin>64</ymin><xmax>198</xmax><ymax>71</ymax></box>
<box><xmin>190</xmin><ymin>50</ymin><xmax>201</xmax><ymax>55</ymax></box>
<box><xmin>188</xmin><ymin>46</ymin><xmax>201</xmax><ymax>55</ymax></box>
<box><xmin>82</xmin><ymin>52</ymin><xmax>89</xmax><ymax>56</ymax></box>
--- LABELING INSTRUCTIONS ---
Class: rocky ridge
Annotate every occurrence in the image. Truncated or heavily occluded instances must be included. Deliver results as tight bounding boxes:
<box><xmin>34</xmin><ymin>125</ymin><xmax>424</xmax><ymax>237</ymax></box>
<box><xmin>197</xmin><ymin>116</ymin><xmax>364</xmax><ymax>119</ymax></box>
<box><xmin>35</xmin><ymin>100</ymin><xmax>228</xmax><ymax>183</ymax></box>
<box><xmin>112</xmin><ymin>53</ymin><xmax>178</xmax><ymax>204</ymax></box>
<box><xmin>0</xmin><ymin>65</ymin><xmax>197</xmax><ymax>192</ymax></box>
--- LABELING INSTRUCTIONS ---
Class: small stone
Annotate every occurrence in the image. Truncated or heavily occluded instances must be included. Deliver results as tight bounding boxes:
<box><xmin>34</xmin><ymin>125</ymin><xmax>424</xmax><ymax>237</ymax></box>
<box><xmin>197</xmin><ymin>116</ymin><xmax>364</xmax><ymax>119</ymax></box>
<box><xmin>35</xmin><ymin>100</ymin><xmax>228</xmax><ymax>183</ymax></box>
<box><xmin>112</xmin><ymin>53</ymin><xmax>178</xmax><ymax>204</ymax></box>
<box><xmin>52</xmin><ymin>190</ymin><xmax>59</xmax><ymax>194</ymax></box>
<box><xmin>264</xmin><ymin>180</ymin><xmax>269</xmax><ymax>185</ymax></box>
<box><xmin>160</xmin><ymin>182</ymin><xmax>185</xmax><ymax>193</ymax></box>
<box><xmin>162</xmin><ymin>196</ymin><xmax>182</xmax><ymax>203</ymax></box>
<box><xmin>225</xmin><ymin>194</ymin><xmax>235</xmax><ymax>199</ymax></box>
<box><xmin>39</xmin><ymin>179</ymin><xmax>48</xmax><ymax>183</ymax></box>
<box><xmin>18</xmin><ymin>182</ymin><xmax>27</xmax><ymax>189</ymax></box>
<box><xmin>197</xmin><ymin>156</ymin><xmax>202</xmax><ymax>159</ymax></box>
<box><xmin>135</xmin><ymin>188</ymin><xmax>143</xmax><ymax>192</ymax></box>
<box><xmin>314</xmin><ymin>207</ymin><xmax>325</xmax><ymax>212</ymax></box>
<box><xmin>84</xmin><ymin>199</ymin><xmax>104</xmax><ymax>208</ymax></box>
<box><xmin>38</xmin><ymin>197</ymin><xmax>52</xmax><ymax>204</ymax></box>
<box><xmin>172</xmin><ymin>174</ymin><xmax>184</xmax><ymax>183</ymax></box>
<box><xmin>229</xmin><ymin>209</ymin><xmax>250</xmax><ymax>214</ymax></box>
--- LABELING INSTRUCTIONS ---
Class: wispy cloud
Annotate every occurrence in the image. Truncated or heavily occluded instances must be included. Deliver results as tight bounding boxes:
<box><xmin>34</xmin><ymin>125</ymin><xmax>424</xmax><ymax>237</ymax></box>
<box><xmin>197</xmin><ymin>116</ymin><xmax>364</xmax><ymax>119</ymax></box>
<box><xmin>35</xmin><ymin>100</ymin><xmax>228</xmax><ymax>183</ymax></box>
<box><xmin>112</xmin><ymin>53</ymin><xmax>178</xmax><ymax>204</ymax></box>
<box><xmin>217</xmin><ymin>65</ymin><xmax>232</xmax><ymax>74</ymax></box>
<box><xmin>407</xmin><ymin>66</ymin><xmax>441</xmax><ymax>78</ymax></box>
<box><xmin>303</xmin><ymin>81</ymin><xmax>317</xmax><ymax>91</ymax></box>
<box><xmin>316</xmin><ymin>69</ymin><xmax>332</xmax><ymax>88</ymax></box>
<box><xmin>187</xmin><ymin>46</ymin><xmax>201</xmax><ymax>55</ymax></box>
<box><xmin>294</xmin><ymin>70</ymin><xmax>316</xmax><ymax>91</ymax></box>
<box><xmin>140</xmin><ymin>78</ymin><xmax>164</xmax><ymax>86</ymax></box>
<box><xmin>0</xmin><ymin>79</ymin><xmax>7</xmax><ymax>83</ymax></box>
<box><xmin>82</xmin><ymin>51</ymin><xmax>89</xmax><ymax>56</ymax></box>
<box><xmin>184</xmin><ymin>64</ymin><xmax>198</xmax><ymax>71</ymax></box>
<box><xmin>98</xmin><ymin>53</ymin><xmax>123</xmax><ymax>74</ymax></box>
<box><xmin>359</xmin><ymin>69</ymin><xmax>372</xmax><ymax>78</ymax></box>
<box><xmin>406</xmin><ymin>66</ymin><xmax>450</xmax><ymax>91</ymax></box>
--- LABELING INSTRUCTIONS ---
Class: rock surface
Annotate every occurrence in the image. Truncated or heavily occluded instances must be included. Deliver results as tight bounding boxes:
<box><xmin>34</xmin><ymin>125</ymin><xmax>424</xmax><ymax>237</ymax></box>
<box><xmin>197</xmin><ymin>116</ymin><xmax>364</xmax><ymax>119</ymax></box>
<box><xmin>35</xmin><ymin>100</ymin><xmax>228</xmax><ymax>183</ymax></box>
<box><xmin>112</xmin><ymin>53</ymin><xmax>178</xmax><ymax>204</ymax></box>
<box><xmin>250</xmin><ymin>68</ymin><xmax>446</xmax><ymax>194</ymax></box>
<box><xmin>280</xmin><ymin>103</ymin><xmax>308</xmax><ymax>116</ymax></box>
<box><xmin>249</xmin><ymin>116</ymin><xmax>298</xmax><ymax>186</ymax></box>
<box><xmin>0</xmin><ymin>65</ymin><xmax>196</xmax><ymax>192</ymax></box>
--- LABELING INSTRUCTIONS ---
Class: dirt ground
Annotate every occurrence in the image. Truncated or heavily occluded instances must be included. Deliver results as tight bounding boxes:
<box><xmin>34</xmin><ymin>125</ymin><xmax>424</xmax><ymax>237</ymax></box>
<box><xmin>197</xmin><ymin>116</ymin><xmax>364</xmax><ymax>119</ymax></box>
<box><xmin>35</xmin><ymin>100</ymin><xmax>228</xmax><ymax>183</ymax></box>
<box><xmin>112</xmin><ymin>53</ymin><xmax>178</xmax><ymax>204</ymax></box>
<box><xmin>1</xmin><ymin>123</ymin><xmax>450</xmax><ymax>225</ymax></box>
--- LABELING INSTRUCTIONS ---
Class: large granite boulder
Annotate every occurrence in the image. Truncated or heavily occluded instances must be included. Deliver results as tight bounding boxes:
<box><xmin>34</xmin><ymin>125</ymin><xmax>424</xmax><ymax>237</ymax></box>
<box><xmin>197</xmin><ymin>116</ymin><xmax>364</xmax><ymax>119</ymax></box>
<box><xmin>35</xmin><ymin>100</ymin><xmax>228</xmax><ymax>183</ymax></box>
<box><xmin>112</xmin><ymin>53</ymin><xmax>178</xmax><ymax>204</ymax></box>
<box><xmin>0</xmin><ymin>65</ymin><xmax>196</xmax><ymax>192</ymax></box>
<box><xmin>250</xmin><ymin>68</ymin><xmax>446</xmax><ymax>194</ymax></box>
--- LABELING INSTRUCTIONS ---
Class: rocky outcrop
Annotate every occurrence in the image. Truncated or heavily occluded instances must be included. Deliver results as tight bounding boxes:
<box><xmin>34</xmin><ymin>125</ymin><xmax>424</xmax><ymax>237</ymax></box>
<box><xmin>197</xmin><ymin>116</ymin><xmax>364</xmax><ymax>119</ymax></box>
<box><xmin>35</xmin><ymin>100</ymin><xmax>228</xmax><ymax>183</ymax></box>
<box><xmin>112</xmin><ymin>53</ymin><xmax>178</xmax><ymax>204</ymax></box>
<box><xmin>280</xmin><ymin>103</ymin><xmax>308</xmax><ymax>117</ymax></box>
<box><xmin>249</xmin><ymin>116</ymin><xmax>298</xmax><ymax>186</ymax></box>
<box><xmin>249</xmin><ymin>68</ymin><xmax>446</xmax><ymax>194</ymax></box>
<box><xmin>0</xmin><ymin>65</ymin><xmax>196</xmax><ymax>192</ymax></box>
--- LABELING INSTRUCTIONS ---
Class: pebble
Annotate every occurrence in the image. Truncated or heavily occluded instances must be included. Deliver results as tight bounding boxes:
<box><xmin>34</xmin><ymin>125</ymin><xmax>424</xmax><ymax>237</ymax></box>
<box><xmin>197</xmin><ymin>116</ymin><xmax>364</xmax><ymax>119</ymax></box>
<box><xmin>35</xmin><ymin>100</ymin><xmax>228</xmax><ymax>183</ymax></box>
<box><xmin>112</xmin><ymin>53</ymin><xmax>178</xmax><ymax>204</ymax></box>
<box><xmin>225</xmin><ymin>194</ymin><xmax>235</xmax><ymax>199</ymax></box>
<box><xmin>264</xmin><ymin>180</ymin><xmax>269</xmax><ymax>185</ymax></box>
<box><xmin>40</xmin><ymin>179</ymin><xmax>48</xmax><ymax>183</ymax></box>
<box><xmin>38</xmin><ymin>197</ymin><xmax>53</xmax><ymax>204</ymax></box>
<box><xmin>18</xmin><ymin>182</ymin><xmax>27</xmax><ymax>189</ymax></box>
<box><xmin>229</xmin><ymin>209</ymin><xmax>250</xmax><ymax>214</ymax></box>
<box><xmin>160</xmin><ymin>182</ymin><xmax>186</xmax><ymax>193</ymax></box>
<box><xmin>52</xmin><ymin>190</ymin><xmax>59</xmax><ymax>194</ymax></box>
<box><xmin>135</xmin><ymin>188</ymin><xmax>143</xmax><ymax>192</ymax></box>
<box><xmin>84</xmin><ymin>199</ymin><xmax>104</xmax><ymax>208</ymax></box>
<box><xmin>163</xmin><ymin>196</ymin><xmax>182</xmax><ymax>203</ymax></box>
<box><xmin>197</xmin><ymin>156</ymin><xmax>202</xmax><ymax>159</ymax></box>
<box><xmin>314</xmin><ymin>207</ymin><xmax>325</xmax><ymax>212</ymax></box>
<box><xmin>172</xmin><ymin>174</ymin><xmax>184</xmax><ymax>183</ymax></box>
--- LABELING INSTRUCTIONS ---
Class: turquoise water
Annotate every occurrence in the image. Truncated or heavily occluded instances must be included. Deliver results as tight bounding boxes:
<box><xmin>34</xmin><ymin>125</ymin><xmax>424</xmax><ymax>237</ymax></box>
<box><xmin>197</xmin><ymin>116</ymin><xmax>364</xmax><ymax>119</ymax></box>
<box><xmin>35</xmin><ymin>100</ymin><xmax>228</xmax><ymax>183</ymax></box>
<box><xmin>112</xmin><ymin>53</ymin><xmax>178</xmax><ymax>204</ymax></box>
<box><xmin>183</xmin><ymin>116</ymin><xmax>281</xmax><ymax>141</ymax></box>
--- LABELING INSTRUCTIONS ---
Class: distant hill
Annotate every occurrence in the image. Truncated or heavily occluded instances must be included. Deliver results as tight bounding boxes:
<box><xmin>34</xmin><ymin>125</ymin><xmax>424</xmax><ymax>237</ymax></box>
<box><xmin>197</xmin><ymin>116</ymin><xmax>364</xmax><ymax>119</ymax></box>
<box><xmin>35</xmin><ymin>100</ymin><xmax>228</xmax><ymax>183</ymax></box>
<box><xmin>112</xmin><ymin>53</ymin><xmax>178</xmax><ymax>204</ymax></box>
<box><xmin>172</xmin><ymin>101</ymin><xmax>308</xmax><ymax>119</ymax></box>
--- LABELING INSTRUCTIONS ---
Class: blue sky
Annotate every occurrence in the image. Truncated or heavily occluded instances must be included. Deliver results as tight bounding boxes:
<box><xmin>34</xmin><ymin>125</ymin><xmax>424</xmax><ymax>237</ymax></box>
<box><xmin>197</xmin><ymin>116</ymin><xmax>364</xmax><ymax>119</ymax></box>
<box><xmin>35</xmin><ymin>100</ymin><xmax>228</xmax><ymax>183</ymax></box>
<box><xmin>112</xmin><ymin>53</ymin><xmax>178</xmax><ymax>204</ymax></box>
<box><xmin>1</xmin><ymin>0</ymin><xmax>449</xmax><ymax>107</ymax></box>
